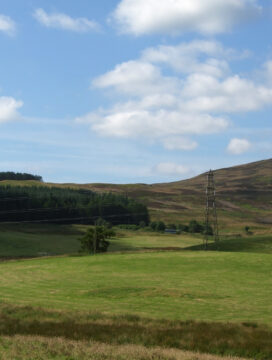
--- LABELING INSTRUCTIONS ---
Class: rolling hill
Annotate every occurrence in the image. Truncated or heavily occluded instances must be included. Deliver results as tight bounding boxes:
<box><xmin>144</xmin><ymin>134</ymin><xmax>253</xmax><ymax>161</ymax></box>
<box><xmin>78</xmin><ymin>158</ymin><xmax>272</xmax><ymax>230</ymax></box>
<box><xmin>1</xmin><ymin>159</ymin><xmax>271</xmax><ymax>231</ymax></box>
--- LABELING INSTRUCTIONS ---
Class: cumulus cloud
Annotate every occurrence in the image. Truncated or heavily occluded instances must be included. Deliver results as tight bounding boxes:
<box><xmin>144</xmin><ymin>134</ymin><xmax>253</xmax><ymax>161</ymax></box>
<box><xmin>154</xmin><ymin>162</ymin><xmax>190</xmax><ymax>176</ymax></box>
<box><xmin>0</xmin><ymin>14</ymin><xmax>16</xmax><ymax>36</ymax></box>
<box><xmin>142</xmin><ymin>40</ymin><xmax>231</xmax><ymax>77</ymax></box>
<box><xmin>33</xmin><ymin>8</ymin><xmax>100</xmax><ymax>32</ymax></box>
<box><xmin>227</xmin><ymin>138</ymin><xmax>251</xmax><ymax>154</ymax></box>
<box><xmin>0</xmin><ymin>97</ymin><xmax>23</xmax><ymax>123</ymax></box>
<box><xmin>93</xmin><ymin>60</ymin><xmax>178</xmax><ymax>96</ymax></box>
<box><xmin>111</xmin><ymin>0</ymin><xmax>261</xmax><ymax>36</ymax></box>
<box><xmin>83</xmin><ymin>107</ymin><xmax>228</xmax><ymax>138</ymax></box>
<box><xmin>76</xmin><ymin>40</ymin><xmax>272</xmax><ymax>151</ymax></box>
<box><xmin>162</xmin><ymin>137</ymin><xmax>198</xmax><ymax>151</ymax></box>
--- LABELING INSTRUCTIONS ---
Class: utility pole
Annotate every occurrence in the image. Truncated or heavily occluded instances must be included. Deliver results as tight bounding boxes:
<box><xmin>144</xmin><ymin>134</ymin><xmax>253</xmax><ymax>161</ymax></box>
<box><xmin>204</xmin><ymin>170</ymin><xmax>219</xmax><ymax>250</ymax></box>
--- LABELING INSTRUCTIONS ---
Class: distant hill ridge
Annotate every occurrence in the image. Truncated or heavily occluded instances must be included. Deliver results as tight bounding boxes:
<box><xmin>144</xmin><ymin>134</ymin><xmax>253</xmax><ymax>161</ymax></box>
<box><xmin>1</xmin><ymin>159</ymin><xmax>271</xmax><ymax>228</ymax></box>
<box><xmin>83</xmin><ymin>158</ymin><xmax>272</xmax><ymax>228</ymax></box>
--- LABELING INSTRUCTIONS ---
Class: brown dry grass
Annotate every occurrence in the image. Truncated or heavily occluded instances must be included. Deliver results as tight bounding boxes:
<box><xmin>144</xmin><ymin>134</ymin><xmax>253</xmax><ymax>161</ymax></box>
<box><xmin>0</xmin><ymin>304</ymin><xmax>271</xmax><ymax>359</ymax></box>
<box><xmin>0</xmin><ymin>335</ymin><xmax>250</xmax><ymax>360</ymax></box>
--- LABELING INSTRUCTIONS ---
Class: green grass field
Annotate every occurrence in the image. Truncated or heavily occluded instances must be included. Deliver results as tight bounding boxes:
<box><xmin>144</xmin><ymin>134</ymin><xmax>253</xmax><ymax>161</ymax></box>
<box><xmin>0</xmin><ymin>223</ymin><xmax>204</xmax><ymax>257</ymax></box>
<box><xmin>0</xmin><ymin>251</ymin><xmax>271</xmax><ymax>324</ymax></box>
<box><xmin>0</xmin><ymin>224</ymin><xmax>272</xmax><ymax>359</ymax></box>
<box><xmin>0</xmin><ymin>224</ymin><xmax>81</xmax><ymax>257</ymax></box>
<box><xmin>187</xmin><ymin>234</ymin><xmax>272</xmax><ymax>254</ymax></box>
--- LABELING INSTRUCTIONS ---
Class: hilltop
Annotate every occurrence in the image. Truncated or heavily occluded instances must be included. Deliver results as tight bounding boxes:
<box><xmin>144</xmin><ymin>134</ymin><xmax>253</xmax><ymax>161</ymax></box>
<box><xmin>1</xmin><ymin>159</ymin><xmax>271</xmax><ymax>230</ymax></box>
<box><xmin>79</xmin><ymin>158</ymin><xmax>272</xmax><ymax>230</ymax></box>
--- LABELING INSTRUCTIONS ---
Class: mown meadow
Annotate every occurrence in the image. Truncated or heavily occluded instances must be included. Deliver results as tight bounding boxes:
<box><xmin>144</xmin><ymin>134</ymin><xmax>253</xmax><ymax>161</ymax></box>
<box><xmin>0</xmin><ymin>222</ymin><xmax>271</xmax><ymax>359</ymax></box>
<box><xmin>0</xmin><ymin>227</ymin><xmax>271</xmax><ymax>359</ymax></box>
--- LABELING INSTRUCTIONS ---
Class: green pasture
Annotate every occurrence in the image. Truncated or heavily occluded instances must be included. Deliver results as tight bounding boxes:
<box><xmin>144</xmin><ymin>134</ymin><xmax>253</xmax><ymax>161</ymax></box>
<box><xmin>0</xmin><ymin>222</ymin><xmax>271</xmax><ymax>259</ymax></box>
<box><xmin>108</xmin><ymin>230</ymin><xmax>202</xmax><ymax>251</ymax></box>
<box><xmin>187</xmin><ymin>234</ymin><xmax>272</xmax><ymax>254</ymax></box>
<box><xmin>0</xmin><ymin>250</ymin><xmax>271</xmax><ymax>325</ymax></box>
<box><xmin>0</xmin><ymin>224</ymin><xmax>272</xmax><ymax>359</ymax></box>
<box><xmin>0</xmin><ymin>224</ymin><xmax>81</xmax><ymax>257</ymax></box>
<box><xmin>0</xmin><ymin>223</ymin><xmax>204</xmax><ymax>257</ymax></box>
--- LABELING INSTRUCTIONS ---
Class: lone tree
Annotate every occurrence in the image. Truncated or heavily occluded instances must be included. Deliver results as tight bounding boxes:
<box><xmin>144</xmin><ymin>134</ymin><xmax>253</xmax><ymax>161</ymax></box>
<box><xmin>79</xmin><ymin>226</ymin><xmax>116</xmax><ymax>254</ymax></box>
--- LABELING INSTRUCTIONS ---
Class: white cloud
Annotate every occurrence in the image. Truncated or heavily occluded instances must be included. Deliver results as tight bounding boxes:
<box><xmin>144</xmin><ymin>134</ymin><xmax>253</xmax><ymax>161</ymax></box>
<box><xmin>162</xmin><ymin>137</ymin><xmax>198</xmax><ymax>151</ymax></box>
<box><xmin>33</xmin><ymin>8</ymin><xmax>100</xmax><ymax>32</ymax></box>
<box><xmin>0</xmin><ymin>14</ymin><xmax>16</xmax><ymax>36</ymax></box>
<box><xmin>182</xmin><ymin>74</ymin><xmax>272</xmax><ymax>113</ymax></box>
<box><xmin>154</xmin><ymin>162</ymin><xmax>190</xmax><ymax>176</ymax></box>
<box><xmin>142</xmin><ymin>40</ymin><xmax>231</xmax><ymax>77</ymax></box>
<box><xmin>93</xmin><ymin>60</ymin><xmax>178</xmax><ymax>96</ymax></box>
<box><xmin>76</xmin><ymin>40</ymin><xmax>272</xmax><ymax>151</ymax></box>
<box><xmin>0</xmin><ymin>97</ymin><xmax>23</xmax><ymax>123</ymax></box>
<box><xmin>227</xmin><ymin>138</ymin><xmax>251</xmax><ymax>154</ymax></box>
<box><xmin>111</xmin><ymin>0</ymin><xmax>261</xmax><ymax>36</ymax></box>
<box><xmin>77</xmin><ymin>104</ymin><xmax>228</xmax><ymax>138</ymax></box>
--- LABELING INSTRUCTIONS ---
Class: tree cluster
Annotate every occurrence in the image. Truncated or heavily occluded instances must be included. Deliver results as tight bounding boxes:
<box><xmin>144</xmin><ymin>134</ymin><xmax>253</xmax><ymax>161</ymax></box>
<box><xmin>141</xmin><ymin>220</ymin><xmax>213</xmax><ymax>235</ymax></box>
<box><xmin>0</xmin><ymin>185</ymin><xmax>149</xmax><ymax>225</ymax></box>
<box><xmin>0</xmin><ymin>172</ymin><xmax>43</xmax><ymax>182</ymax></box>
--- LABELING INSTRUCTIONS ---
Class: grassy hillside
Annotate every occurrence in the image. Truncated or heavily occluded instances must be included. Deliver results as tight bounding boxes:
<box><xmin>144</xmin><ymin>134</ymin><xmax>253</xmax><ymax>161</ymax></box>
<box><xmin>1</xmin><ymin>159</ymin><xmax>271</xmax><ymax>230</ymax></box>
<box><xmin>84</xmin><ymin>159</ymin><xmax>272</xmax><ymax>229</ymax></box>
<box><xmin>1</xmin><ymin>251</ymin><xmax>271</xmax><ymax>324</ymax></box>
<box><xmin>0</xmin><ymin>249</ymin><xmax>272</xmax><ymax>359</ymax></box>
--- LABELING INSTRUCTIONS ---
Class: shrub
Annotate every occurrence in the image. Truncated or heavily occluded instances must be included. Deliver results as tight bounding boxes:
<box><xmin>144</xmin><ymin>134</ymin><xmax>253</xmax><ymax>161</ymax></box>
<box><xmin>177</xmin><ymin>224</ymin><xmax>189</xmax><ymax>232</ymax></box>
<box><xmin>156</xmin><ymin>221</ymin><xmax>166</xmax><ymax>232</ymax></box>
<box><xmin>79</xmin><ymin>226</ymin><xmax>116</xmax><ymax>254</ymax></box>
<box><xmin>188</xmin><ymin>220</ymin><xmax>204</xmax><ymax>234</ymax></box>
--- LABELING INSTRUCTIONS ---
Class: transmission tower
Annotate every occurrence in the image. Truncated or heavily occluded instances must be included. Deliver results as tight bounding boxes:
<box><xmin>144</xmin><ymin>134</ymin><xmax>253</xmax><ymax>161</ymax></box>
<box><xmin>204</xmin><ymin>170</ymin><xmax>219</xmax><ymax>250</ymax></box>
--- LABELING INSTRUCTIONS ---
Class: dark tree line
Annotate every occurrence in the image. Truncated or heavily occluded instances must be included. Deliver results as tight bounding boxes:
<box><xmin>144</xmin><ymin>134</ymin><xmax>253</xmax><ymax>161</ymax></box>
<box><xmin>0</xmin><ymin>172</ymin><xmax>43</xmax><ymax>182</ymax></box>
<box><xmin>0</xmin><ymin>185</ymin><xmax>149</xmax><ymax>225</ymax></box>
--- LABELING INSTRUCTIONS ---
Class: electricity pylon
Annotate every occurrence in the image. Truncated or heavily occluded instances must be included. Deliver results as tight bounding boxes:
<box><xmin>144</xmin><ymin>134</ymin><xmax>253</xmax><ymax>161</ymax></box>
<box><xmin>204</xmin><ymin>170</ymin><xmax>219</xmax><ymax>250</ymax></box>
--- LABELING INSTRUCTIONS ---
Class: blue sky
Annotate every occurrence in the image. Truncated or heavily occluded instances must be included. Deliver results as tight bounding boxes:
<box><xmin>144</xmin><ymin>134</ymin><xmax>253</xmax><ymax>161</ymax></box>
<box><xmin>0</xmin><ymin>0</ymin><xmax>271</xmax><ymax>183</ymax></box>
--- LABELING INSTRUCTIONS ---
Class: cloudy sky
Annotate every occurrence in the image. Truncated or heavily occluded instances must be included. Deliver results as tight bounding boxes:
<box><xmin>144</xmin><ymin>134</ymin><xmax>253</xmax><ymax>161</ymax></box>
<box><xmin>0</xmin><ymin>0</ymin><xmax>272</xmax><ymax>183</ymax></box>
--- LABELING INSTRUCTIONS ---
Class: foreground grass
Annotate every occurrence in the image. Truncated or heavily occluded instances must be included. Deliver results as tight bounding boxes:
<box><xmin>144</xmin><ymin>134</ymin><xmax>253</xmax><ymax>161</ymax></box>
<box><xmin>0</xmin><ymin>251</ymin><xmax>271</xmax><ymax>324</ymax></box>
<box><xmin>0</xmin><ymin>335</ymin><xmax>250</xmax><ymax>360</ymax></box>
<box><xmin>0</xmin><ymin>304</ymin><xmax>271</xmax><ymax>359</ymax></box>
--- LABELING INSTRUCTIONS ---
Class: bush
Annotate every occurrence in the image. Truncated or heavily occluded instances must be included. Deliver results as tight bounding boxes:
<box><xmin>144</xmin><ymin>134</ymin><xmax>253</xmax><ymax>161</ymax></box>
<box><xmin>203</xmin><ymin>224</ymin><xmax>213</xmax><ymax>236</ymax></box>
<box><xmin>156</xmin><ymin>221</ymin><xmax>166</xmax><ymax>232</ymax></box>
<box><xmin>79</xmin><ymin>226</ymin><xmax>116</xmax><ymax>254</ymax></box>
<box><xmin>118</xmin><ymin>224</ymin><xmax>139</xmax><ymax>231</ymax></box>
<box><xmin>188</xmin><ymin>220</ymin><xmax>204</xmax><ymax>234</ymax></box>
<box><xmin>148</xmin><ymin>221</ymin><xmax>166</xmax><ymax>232</ymax></box>
<box><xmin>177</xmin><ymin>224</ymin><xmax>189</xmax><ymax>232</ymax></box>
<box><xmin>150</xmin><ymin>222</ymin><xmax>157</xmax><ymax>231</ymax></box>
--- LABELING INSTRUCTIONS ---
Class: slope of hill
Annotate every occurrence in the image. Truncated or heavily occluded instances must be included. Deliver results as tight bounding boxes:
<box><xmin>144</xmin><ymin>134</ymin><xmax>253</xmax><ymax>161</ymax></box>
<box><xmin>1</xmin><ymin>159</ymin><xmax>271</xmax><ymax>231</ymax></box>
<box><xmin>79</xmin><ymin>159</ymin><xmax>272</xmax><ymax>230</ymax></box>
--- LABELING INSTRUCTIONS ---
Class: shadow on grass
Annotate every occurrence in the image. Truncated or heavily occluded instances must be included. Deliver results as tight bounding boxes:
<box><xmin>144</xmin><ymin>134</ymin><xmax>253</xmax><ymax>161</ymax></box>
<box><xmin>0</xmin><ymin>303</ymin><xmax>271</xmax><ymax>360</ymax></box>
<box><xmin>184</xmin><ymin>236</ymin><xmax>272</xmax><ymax>254</ymax></box>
